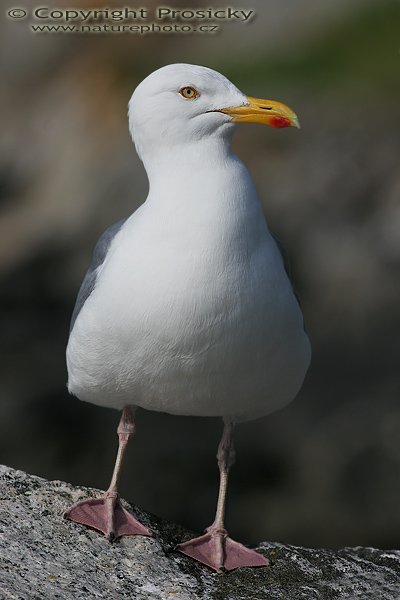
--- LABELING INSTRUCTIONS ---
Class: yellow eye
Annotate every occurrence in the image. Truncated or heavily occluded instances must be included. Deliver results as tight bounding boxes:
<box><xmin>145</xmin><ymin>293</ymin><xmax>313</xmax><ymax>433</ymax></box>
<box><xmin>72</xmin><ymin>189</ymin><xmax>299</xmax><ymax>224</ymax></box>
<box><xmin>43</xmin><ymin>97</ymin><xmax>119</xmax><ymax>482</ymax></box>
<box><xmin>179</xmin><ymin>86</ymin><xmax>199</xmax><ymax>100</ymax></box>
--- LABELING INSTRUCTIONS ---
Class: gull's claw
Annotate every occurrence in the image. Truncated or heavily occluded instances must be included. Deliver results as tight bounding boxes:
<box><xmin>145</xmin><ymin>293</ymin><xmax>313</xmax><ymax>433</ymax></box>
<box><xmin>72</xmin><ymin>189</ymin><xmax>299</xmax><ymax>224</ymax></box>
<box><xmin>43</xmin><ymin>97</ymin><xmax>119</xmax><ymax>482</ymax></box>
<box><xmin>176</xmin><ymin>525</ymin><xmax>269</xmax><ymax>572</ymax></box>
<box><xmin>64</xmin><ymin>493</ymin><xmax>152</xmax><ymax>540</ymax></box>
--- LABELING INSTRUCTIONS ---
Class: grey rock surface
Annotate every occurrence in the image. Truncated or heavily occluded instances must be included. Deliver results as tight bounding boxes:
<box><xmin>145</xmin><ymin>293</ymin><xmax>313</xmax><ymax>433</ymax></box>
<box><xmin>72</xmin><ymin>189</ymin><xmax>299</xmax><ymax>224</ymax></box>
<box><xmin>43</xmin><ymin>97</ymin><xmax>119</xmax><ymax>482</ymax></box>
<box><xmin>0</xmin><ymin>464</ymin><xmax>399</xmax><ymax>600</ymax></box>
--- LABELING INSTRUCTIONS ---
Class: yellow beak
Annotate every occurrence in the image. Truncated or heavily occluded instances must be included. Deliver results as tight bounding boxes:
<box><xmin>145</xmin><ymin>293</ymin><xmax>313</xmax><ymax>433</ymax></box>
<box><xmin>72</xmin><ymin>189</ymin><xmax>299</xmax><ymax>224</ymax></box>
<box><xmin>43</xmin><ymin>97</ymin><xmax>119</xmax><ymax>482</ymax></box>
<box><xmin>218</xmin><ymin>96</ymin><xmax>300</xmax><ymax>129</ymax></box>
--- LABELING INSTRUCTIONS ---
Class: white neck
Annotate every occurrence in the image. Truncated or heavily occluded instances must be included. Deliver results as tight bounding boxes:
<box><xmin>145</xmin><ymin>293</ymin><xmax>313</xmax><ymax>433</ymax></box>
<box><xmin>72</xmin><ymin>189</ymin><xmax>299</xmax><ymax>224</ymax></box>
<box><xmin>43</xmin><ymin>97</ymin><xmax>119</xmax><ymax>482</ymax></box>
<box><xmin>143</xmin><ymin>134</ymin><xmax>230</xmax><ymax>183</ymax></box>
<box><xmin>140</xmin><ymin>136</ymin><xmax>262</xmax><ymax>218</ymax></box>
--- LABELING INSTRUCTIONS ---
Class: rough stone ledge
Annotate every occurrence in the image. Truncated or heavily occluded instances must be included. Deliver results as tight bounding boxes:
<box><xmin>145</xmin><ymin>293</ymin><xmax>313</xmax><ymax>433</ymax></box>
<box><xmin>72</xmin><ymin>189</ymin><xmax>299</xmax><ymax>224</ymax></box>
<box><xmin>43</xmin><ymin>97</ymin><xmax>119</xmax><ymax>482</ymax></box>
<box><xmin>0</xmin><ymin>464</ymin><xmax>399</xmax><ymax>600</ymax></box>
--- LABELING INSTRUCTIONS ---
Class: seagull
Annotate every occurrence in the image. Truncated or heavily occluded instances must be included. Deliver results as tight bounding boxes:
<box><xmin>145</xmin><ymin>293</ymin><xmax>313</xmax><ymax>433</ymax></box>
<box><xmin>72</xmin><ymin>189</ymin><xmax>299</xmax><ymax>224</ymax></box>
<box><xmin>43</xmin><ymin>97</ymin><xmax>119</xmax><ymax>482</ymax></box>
<box><xmin>64</xmin><ymin>63</ymin><xmax>311</xmax><ymax>572</ymax></box>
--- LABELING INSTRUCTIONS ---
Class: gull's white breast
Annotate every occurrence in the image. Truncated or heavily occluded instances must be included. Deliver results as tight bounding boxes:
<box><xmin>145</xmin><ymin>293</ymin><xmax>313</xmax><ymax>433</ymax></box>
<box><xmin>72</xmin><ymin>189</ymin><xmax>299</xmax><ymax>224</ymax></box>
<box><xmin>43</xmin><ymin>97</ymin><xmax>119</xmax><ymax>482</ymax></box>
<box><xmin>67</xmin><ymin>154</ymin><xmax>310</xmax><ymax>421</ymax></box>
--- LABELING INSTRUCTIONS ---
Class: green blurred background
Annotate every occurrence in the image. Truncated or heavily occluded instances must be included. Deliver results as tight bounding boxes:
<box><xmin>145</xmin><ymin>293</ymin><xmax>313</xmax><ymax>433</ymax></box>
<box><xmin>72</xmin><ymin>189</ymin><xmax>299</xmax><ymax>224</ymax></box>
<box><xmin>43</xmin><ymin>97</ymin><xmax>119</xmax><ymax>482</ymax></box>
<box><xmin>1</xmin><ymin>0</ymin><xmax>399</xmax><ymax>549</ymax></box>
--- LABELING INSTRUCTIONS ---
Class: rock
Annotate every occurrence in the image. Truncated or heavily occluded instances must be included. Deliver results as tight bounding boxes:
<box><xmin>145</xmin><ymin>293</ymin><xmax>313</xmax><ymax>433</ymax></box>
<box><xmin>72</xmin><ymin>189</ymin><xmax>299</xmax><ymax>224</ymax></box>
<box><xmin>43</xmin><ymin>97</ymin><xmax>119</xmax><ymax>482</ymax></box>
<box><xmin>0</xmin><ymin>465</ymin><xmax>399</xmax><ymax>600</ymax></box>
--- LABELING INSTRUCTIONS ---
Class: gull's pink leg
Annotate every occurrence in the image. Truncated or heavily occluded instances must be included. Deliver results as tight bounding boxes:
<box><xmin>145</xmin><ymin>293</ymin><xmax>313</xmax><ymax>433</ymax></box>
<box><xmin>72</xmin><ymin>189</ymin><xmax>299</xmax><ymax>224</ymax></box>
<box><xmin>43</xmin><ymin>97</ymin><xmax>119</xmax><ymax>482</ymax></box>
<box><xmin>64</xmin><ymin>406</ymin><xmax>152</xmax><ymax>541</ymax></box>
<box><xmin>176</xmin><ymin>418</ymin><xmax>269</xmax><ymax>572</ymax></box>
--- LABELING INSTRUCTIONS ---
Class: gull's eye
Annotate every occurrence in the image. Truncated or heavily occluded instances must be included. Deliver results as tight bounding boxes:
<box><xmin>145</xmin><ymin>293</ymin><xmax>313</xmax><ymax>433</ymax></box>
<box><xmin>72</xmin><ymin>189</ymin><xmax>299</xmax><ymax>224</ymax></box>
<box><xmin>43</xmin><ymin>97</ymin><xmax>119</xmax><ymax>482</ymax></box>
<box><xmin>179</xmin><ymin>86</ymin><xmax>199</xmax><ymax>100</ymax></box>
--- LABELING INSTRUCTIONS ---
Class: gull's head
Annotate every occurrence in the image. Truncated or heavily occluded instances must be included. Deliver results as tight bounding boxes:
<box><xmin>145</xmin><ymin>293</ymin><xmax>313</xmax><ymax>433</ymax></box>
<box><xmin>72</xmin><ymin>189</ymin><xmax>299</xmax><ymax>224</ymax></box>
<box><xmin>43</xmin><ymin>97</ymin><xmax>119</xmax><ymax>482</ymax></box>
<box><xmin>128</xmin><ymin>63</ymin><xmax>299</xmax><ymax>160</ymax></box>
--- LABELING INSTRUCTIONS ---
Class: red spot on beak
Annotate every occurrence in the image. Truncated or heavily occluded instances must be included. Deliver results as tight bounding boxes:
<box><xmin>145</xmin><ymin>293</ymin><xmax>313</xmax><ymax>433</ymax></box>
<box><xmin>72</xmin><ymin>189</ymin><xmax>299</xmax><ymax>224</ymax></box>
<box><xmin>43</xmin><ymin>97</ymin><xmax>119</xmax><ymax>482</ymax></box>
<box><xmin>270</xmin><ymin>116</ymin><xmax>291</xmax><ymax>128</ymax></box>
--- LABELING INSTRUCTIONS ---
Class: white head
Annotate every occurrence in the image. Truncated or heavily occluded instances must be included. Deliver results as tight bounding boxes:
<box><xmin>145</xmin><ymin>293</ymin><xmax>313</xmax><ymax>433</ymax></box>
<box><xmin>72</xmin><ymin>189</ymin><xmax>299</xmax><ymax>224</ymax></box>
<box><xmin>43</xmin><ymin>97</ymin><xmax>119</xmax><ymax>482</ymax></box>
<box><xmin>128</xmin><ymin>63</ymin><xmax>299</xmax><ymax>163</ymax></box>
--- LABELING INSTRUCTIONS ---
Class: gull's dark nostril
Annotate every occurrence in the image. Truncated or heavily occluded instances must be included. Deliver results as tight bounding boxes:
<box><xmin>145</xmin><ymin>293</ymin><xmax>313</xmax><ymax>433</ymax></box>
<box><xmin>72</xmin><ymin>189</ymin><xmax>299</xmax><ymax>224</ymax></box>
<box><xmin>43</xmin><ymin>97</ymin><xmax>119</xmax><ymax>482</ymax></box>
<box><xmin>260</xmin><ymin>106</ymin><xmax>272</xmax><ymax>110</ymax></box>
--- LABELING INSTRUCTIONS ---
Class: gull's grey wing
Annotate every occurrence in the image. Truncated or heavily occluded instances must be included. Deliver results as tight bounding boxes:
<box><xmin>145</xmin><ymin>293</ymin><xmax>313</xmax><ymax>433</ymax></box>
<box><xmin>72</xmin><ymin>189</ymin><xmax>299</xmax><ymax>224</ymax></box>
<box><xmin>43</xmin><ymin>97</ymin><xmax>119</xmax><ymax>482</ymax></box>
<box><xmin>69</xmin><ymin>218</ymin><xmax>127</xmax><ymax>333</ymax></box>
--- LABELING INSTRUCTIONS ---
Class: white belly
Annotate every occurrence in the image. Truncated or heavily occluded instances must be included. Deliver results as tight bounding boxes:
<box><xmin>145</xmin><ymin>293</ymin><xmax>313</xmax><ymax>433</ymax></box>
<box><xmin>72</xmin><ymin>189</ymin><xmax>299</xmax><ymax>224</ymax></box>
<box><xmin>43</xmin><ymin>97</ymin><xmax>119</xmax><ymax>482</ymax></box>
<box><xmin>67</xmin><ymin>205</ymin><xmax>310</xmax><ymax>422</ymax></box>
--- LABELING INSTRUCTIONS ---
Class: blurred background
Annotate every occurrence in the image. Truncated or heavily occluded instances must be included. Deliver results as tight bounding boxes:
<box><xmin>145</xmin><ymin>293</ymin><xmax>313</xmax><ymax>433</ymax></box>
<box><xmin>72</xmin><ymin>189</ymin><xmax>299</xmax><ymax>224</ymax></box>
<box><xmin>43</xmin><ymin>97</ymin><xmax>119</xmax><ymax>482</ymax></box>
<box><xmin>1</xmin><ymin>0</ymin><xmax>399</xmax><ymax>550</ymax></box>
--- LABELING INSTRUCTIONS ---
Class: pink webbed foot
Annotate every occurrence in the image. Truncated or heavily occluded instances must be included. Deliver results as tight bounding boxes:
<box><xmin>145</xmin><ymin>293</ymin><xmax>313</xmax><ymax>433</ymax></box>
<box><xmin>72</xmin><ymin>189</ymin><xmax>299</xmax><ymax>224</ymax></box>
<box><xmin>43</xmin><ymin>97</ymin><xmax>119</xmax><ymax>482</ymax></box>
<box><xmin>176</xmin><ymin>526</ymin><xmax>269</xmax><ymax>572</ymax></box>
<box><xmin>64</xmin><ymin>491</ymin><xmax>152</xmax><ymax>541</ymax></box>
